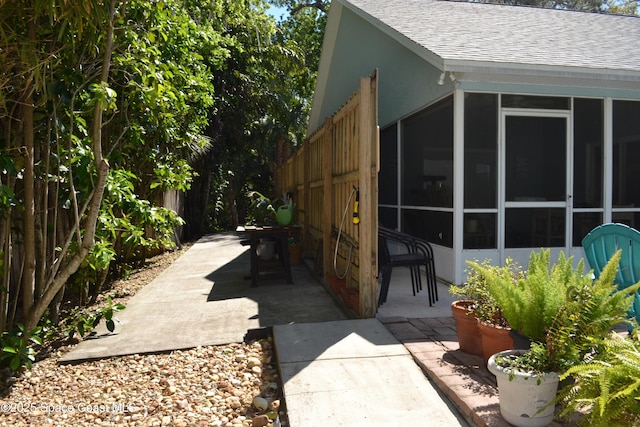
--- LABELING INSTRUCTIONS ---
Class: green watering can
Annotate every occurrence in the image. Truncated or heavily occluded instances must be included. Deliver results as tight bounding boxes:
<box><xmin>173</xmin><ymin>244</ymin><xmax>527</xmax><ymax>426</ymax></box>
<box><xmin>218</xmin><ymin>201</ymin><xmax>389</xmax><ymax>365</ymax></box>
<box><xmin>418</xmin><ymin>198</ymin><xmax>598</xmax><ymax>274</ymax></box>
<box><xmin>271</xmin><ymin>204</ymin><xmax>293</xmax><ymax>226</ymax></box>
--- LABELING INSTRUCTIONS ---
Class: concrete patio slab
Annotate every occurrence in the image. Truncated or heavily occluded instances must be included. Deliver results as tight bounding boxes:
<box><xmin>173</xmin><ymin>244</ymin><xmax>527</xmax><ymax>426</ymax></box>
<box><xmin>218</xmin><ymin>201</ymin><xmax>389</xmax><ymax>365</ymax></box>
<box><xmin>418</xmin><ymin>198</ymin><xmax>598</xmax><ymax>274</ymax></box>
<box><xmin>274</xmin><ymin>318</ymin><xmax>408</xmax><ymax>363</ymax></box>
<box><xmin>274</xmin><ymin>319</ymin><xmax>469</xmax><ymax>427</ymax></box>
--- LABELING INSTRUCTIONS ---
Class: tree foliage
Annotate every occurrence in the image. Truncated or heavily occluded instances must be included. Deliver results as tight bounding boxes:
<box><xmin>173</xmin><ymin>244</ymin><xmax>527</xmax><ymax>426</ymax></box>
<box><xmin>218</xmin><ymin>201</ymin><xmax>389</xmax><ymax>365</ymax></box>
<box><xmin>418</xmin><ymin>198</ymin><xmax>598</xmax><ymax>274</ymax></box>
<box><xmin>476</xmin><ymin>0</ymin><xmax>638</xmax><ymax>14</ymax></box>
<box><xmin>186</xmin><ymin>0</ymin><xmax>328</xmax><ymax>235</ymax></box>
<box><xmin>0</xmin><ymin>0</ymin><xmax>119</xmax><ymax>335</ymax></box>
<box><xmin>0</xmin><ymin>0</ymin><xmax>635</xmax><ymax>371</ymax></box>
<box><xmin>0</xmin><ymin>0</ymin><xmax>232</xmax><ymax>342</ymax></box>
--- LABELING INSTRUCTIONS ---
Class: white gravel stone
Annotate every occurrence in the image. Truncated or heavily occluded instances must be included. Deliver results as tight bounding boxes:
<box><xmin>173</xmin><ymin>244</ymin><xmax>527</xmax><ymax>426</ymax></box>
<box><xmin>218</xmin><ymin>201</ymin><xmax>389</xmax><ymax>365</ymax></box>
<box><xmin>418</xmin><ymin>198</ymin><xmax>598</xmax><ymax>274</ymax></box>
<box><xmin>0</xmin><ymin>246</ymin><xmax>287</xmax><ymax>427</ymax></box>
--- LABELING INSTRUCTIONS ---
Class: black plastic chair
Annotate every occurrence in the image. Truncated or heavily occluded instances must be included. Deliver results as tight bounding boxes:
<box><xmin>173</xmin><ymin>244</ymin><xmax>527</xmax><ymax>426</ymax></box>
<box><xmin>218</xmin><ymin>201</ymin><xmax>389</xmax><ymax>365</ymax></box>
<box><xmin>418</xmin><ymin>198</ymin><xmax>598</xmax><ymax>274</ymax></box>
<box><xmin>378</xmin><ymin>226</ymin><xmax>437</xmax><ymax>307</ymax></box>
<box><xmin>379</xmin><ymin>232</ymin><xmax>417</xmax><ymax>304</ymax></box>
<box><xmin>398</xmin><ymin>230</ymin><xmax>438</xmax><ymax>303</ymax></box>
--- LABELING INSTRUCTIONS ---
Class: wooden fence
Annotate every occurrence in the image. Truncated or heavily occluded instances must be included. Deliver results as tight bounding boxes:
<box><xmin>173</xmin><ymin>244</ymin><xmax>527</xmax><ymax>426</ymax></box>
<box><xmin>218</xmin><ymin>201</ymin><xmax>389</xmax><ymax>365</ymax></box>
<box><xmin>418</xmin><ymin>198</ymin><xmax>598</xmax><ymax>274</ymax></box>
<box><xmin>274</xmin><ymin>71</ymin><xmax>379</xmax><ymax>317</ymax></box>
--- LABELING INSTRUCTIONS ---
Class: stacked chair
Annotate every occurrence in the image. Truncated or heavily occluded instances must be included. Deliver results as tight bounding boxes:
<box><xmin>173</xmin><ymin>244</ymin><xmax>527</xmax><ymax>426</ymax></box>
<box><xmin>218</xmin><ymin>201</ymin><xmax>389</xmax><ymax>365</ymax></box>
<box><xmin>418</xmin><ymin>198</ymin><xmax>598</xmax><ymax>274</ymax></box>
<box><xmin>378</xmin><ymin>226</ymin><xmax>437</xmax><ymax>307</ymax></box>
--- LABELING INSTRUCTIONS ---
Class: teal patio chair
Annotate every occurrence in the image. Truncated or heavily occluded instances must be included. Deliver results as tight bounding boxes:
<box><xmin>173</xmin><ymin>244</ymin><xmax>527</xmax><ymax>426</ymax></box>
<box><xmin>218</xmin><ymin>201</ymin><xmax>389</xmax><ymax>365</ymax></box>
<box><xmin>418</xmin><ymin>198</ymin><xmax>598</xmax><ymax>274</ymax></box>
<box><xmin>582</xmin><ymin>223</ymin><xmax>640</xmax><ymax>324</ymax></box>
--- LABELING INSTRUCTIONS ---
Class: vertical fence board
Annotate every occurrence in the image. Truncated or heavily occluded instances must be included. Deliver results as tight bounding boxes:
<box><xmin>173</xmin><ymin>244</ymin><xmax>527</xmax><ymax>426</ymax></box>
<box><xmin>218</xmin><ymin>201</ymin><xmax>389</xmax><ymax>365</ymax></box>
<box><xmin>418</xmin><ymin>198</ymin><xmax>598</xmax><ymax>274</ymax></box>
<box><xmin>322</xmin><ymin>117</ymin><xmax>333</xmax><ymax>279</ymax></box>
<box><xmin>358</xmin><ymin>74</ymin><xmax>377</xmax><ymax>318</ymax></box>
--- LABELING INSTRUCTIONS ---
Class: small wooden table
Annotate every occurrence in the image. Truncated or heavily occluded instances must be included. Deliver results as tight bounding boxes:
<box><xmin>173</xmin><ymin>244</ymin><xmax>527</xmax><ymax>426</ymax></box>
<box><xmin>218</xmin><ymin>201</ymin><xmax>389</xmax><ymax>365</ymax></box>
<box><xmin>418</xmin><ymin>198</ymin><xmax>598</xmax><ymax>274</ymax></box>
<box><xmin>236</xmin><ymin>225</ymin><xmax>299</xmax><ymax>287</ymax></box>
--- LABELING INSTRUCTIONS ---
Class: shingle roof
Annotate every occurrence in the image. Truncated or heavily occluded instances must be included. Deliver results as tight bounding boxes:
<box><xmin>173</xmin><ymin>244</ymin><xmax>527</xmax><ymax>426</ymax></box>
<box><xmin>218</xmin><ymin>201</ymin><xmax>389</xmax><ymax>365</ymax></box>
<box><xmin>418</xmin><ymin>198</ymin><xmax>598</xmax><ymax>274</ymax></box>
<box><xmin>342</xmin><ymin>0</ymin><xmax>640</xmax><ymax>74</ymax></box>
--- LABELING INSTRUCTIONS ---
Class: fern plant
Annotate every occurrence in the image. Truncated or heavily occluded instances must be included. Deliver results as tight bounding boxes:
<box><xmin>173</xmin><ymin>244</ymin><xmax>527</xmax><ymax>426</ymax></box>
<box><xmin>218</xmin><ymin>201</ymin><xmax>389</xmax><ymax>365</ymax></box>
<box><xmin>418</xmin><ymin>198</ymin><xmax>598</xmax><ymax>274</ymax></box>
<box><xmin>542</xmin><ymin>249</ymin><xmax>640</xmax><ymax>373</ymax></box>
<box><xmin>556</xmin><ymin>337</ymin><xmax>640</xmax><ymax>426</ymax></box>
<box><xmin>467</xmin><ymin>249</ymin><xmax>572</xmax><ymax>341</ymax></box>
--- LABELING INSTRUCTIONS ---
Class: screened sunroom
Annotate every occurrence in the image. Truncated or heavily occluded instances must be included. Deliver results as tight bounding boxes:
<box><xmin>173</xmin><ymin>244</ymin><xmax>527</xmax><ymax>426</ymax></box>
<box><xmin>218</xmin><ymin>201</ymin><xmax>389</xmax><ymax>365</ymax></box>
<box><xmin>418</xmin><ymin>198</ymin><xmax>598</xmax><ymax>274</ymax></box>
<box><xmin>378</xmin><ymin>93</ymin><xmax>640</xmax><ymax>283</ymax></box>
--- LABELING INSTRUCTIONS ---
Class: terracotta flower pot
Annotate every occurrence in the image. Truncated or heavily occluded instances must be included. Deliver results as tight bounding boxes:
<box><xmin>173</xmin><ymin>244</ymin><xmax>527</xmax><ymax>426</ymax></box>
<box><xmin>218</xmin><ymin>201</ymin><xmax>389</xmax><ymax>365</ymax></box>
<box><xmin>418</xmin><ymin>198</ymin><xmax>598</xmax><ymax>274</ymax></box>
<box><xmin>478</xmin><ymin>320</ymin><xmax>514</xmax><ymax>366</ymax></box>
<box><xmin>341</xmin><ymin>287</ymin><xmax>360</xmax><ymax>316</ymax></box>
<box><xmin>328</xmin><ymin>276</ymin><xmax>346</xmax><ymax>294</ymax></box>
<box><xmin>451</xmin><ymin>300</ymin><xmax>483</xmax><ymax>356</ymax></box>
<box><xmin>288</xmin><ymin>244</ymin><xmax>302</xmax><ymax>265</ymax></box>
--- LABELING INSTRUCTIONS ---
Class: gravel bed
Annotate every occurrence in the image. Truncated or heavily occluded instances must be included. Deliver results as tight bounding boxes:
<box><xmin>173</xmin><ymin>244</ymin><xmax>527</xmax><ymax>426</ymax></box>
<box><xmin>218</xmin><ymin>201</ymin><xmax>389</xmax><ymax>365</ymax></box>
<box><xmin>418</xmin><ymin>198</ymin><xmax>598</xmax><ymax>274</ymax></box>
<box><xmin>0</xmin><ymin>244</ymin><xmax>287</xmax><ymax>427</ymax></box>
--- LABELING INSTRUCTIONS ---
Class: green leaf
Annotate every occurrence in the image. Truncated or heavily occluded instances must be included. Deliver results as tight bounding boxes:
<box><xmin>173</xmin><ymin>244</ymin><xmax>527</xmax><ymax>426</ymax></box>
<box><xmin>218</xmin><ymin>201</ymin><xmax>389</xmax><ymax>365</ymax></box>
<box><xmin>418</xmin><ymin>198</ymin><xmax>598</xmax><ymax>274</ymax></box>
<box><xmin>10</xmin><ymin>357</ymin><xmax>20</xmax><ymax>372</ymax></box>
<box><xmin>92</xmin><ymin>316</ymin><xmax>102</xmax><ymax>328</ymax></box>
<box><xmin>2</xmin><ymin>346</ymin><xmax>17</xmax><ymax>355</ymax></box>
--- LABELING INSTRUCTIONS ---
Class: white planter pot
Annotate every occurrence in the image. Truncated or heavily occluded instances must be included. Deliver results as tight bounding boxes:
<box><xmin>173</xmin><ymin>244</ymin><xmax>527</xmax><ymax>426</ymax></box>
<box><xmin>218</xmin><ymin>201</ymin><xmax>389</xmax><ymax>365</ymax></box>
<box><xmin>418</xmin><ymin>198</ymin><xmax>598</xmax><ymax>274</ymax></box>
<box><xmin>257</xmin><ymin>239</ymin><xmax>276</xmax><ymax>260</ymax></box>
<box><xmin>487</xmin><ymin>350</ymin><xmax>560</xmax><ymax>427</ymax></box>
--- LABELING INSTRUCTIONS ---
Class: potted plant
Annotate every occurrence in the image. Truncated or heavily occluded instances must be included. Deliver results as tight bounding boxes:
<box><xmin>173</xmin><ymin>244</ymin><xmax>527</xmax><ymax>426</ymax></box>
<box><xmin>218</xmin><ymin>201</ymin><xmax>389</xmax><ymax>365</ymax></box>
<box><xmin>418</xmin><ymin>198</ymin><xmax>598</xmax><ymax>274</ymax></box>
<box><xmin>488</xmin><ymin>347</ymin><xmax>561</xmax><ymax>427</ymax></box>
<box><xmin>450</xmin><ymin>259</ymin><xmax>508</xmax><ymax>357</ymax></box>
<box><xmin>287</xmin><ymin>234</ymin><xmax>303</xmax><ymax>265</ymax></box>
<box><xmin>476</xmin><ymin>315</ymin><xmax>514</xmax><ymax>367</ymax></box>
<box><xmin>485</xmin><ymin>249</ymin><xmax>640</xmax><ymax>427</ymax></box>
<box><xmin>459</xmin><ymin>258</ymin><xmax>524</xmax><ymax>364</ymax></box>
<box><xmin>449</xmin><ymin>299</ymin><xmax>483</xmax><ymax>356</ymax></box>
<box><xmin>488</xmin><ymin>343</ymin><xmax>560</xmax><ymax>427</ymax></box>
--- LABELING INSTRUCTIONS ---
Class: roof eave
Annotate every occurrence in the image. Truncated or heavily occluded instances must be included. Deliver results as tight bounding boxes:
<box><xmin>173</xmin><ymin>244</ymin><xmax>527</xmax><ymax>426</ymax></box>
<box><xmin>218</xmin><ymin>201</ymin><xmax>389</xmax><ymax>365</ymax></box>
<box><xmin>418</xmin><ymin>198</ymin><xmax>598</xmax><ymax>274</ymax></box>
<box><xmin>443</xmin><ymin>60</ymin><xmax>640</xmax><ymax>83</ymax></box>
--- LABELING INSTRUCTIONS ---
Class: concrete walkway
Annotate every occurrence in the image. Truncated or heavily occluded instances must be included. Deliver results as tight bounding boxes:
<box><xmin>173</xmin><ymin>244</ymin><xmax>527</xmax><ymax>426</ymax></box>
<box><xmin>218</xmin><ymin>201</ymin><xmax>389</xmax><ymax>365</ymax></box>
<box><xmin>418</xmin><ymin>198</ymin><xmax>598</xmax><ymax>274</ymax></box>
<box><xmin>61</xmin><ymin>232</ymin><xmax>469</xmax><ymax>426</ymax></box>
<box><xmin>61</xmin><ymin>232</ymin><xmax>347</xmax><ymax>362</ymax></box>
<box><xmin>274</xmin><ymin>319</ymin><xmax>467</xmax><ymax>426</ymax></box>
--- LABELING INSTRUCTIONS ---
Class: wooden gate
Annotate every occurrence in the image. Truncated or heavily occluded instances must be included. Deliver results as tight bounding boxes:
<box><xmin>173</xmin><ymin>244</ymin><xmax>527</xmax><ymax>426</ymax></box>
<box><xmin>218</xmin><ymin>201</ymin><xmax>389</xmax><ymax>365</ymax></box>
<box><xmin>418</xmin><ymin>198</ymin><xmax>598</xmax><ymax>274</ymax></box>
<box><xmin>274</xmin><ymin>71</ymin><xmax>379</xmax><ymax>317</ymax></box>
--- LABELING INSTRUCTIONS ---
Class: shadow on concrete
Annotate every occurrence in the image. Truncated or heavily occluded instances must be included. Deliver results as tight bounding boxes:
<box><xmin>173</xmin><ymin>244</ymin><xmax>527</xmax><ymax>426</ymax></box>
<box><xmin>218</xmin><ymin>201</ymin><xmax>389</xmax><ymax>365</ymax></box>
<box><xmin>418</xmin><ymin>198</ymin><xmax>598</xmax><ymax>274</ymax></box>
<box><xmin>60</xmin><ymin>232</ymin><xmax>347</xmax><ymax>363</ymax></box>
<box><xmin>206</xmin><ymin>249</ymin><xmax>349</xmax><ymax>327</ymax></box>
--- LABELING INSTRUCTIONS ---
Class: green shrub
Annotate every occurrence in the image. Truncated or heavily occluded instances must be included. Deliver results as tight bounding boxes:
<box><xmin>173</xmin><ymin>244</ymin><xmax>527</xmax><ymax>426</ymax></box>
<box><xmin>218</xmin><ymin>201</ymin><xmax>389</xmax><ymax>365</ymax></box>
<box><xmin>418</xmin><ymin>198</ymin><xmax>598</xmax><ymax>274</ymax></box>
<box><xmin>0</xmin><ymin>324</ymin><xmax>43</xmax><ymax>373</ymax></box>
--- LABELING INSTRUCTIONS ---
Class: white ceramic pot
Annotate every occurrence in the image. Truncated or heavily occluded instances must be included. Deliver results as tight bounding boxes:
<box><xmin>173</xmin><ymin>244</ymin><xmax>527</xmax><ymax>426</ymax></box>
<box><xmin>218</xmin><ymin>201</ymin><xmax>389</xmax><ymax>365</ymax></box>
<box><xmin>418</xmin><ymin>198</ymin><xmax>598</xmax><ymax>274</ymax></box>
<box><xmin>257</xmin><ymin>239</ymin><xmax>276</xmax><ymax>260</ymax></box>
<box><xmin>487</xmin><ymin>350</ymin><xmax>560</xmax><ymax>427</ymax></box>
